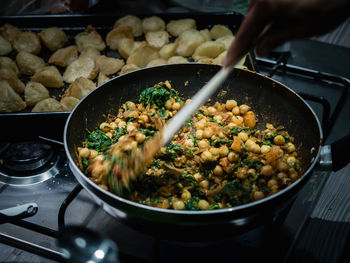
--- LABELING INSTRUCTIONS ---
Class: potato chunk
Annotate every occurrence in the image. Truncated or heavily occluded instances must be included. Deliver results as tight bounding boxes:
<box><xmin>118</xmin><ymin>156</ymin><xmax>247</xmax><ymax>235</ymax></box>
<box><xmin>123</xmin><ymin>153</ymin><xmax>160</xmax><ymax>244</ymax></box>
<box><xmin>168</xmin><ymin>56</ymin><xmax>188</xmax><ymax>64</ymax></box>
<box><xmin>0</xmin><ymin>56</ymin><xmax>19</xmax><ymax>76</ymax></box>
<box><xmin>31</xmin><ymin>66</ymin><xmax>63</xmax><ymax>88</ymax></box>
<box><xmin>16</xmin><ymin>51</ymin><xmax>45</xmax><ymax>75</ymax></box>
<box><xmin>210</xmin><ymin>25</ymin><xmax>233</xmax><ymax>39</ymax></box>
<box><xmin>166</xmin><ymin>19</ymin><xmax>196</xmax><ymax>37</ymax></box>
<box><xmin>117</xmin><ymin>39</ymin><xmax>145</xmax><ymax>59</ymax></box>
<box><xmin>24</xmin><ymin>82</ymin><xmax>50</xmax><ymax>106</ymax></box>
<box><xmin>0</xmin><ymin>35</ymin><xmax>12</xmax><ymax>55</ymax></box>
<box><xmin>63</xmin><ymin>57</ymin><xmax>98</xmax><ymax>83</ymax></box>
<box><xmin>176</xmin><ymin>29</ymin><xmax>205</xmax><ymax>57</ymax></box>
<box><xmin>60</xmin><ymin>96</ymin><xmax>80</xmax><ymax>111</ymax></box>
<box><xmin>119</xmin><ymin>63</ymin><xmax>139</xmax><ymax>75</ymax></box>
<box><xmin>106</xmin><ymin>26</ymin><xmax>133</xmax><ymax>50</ymax></box>
<box><xmin>146</xmin><ymin>58</ymin><xmax>168</xmax><ymax>67</ymax></box>
<box><xmin>192</xmin><ymin>41</ymin><xmax>226</xmax><ymax>61</ymax></box>
<box><xmin>48</xmin><ymin>45</ymin><xmax>78</xmax><ymax>67</ymax></box>
<box><xmin>79</xmin><ymin>47</ymin><xmax>100</xmax><ymax>59</ymax></box>
<box><xmin>142</xmin><ymin>16</ymin><xmax>165</xmax><ymax>33</ymax></box>
<box><xmin>13</xmin><ymin>31</ymin><xmax>41</xmax><ymax>54</ymax></box>
<box><xmin>0</xmin><ymin>68</ymin><xmax>25</xmax><ymax>93</ymax></box>
<box><xmin>113</xmin><ymin>15</ymin><xmax>142</xmax><ymax>37</ymax></box>
<box><xmin>75</xmin><ymin>25</ymin><xmax>106</xmax><ymax>52</ymax></box>
<box><xmin>145</xmin><ymin>31</ymin><xmax>169</xmax><ymax>49</ymax></box>
<box><xmin>97</xmin><ymin>72</ymin><xmax>110</xmax><ymax>86</ymax></box>
<box><xmin>0</xmin><ymin>80</ymin><xmax>26</xmax><ymax>112</ymax></box>
<box><xmin>199</xmin><ymin>29</ymin><xmax>211</xmax><ymax>41</ymax></box>
<box><xmin>0</xmin><ymin>23</ymin><xmax>20</xmax><ymax>43</ymax></box>
<box><xmin>126</xmin><ymin>45</ymin><xmax>159</xmax><ymax>67</ymax></box>
<box><xmin>38</xmin><ymin>27</ymin><xmax>67</xmax><ymax>51</ymax></box>
<box><xmin>32</xmin><ymin>98</ymin><xmax>64</xmax><ymax>112</ymax></box>
<box><xmin>215</xmin><ymin>35</ymin><xmax>235</xmax><ymax>50</ymax></box>
<box><xmin>159</xmin><ymin>42</ymin><xmax>178</xmax><ymax>59</ymax></box>
<box><xmin>64</xmin><ymin>77</ymin><xmax>96</xmax><ymax>99</ymax></box>
<box><xmin>95</xmin><ymin>55</ymin><xmax>124</xmax><ymax>75</ymax></box>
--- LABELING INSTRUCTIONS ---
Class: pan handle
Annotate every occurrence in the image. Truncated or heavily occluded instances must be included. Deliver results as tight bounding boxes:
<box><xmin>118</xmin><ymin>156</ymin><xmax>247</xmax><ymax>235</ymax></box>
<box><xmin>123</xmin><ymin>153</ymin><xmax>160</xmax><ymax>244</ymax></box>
<box><xmin>331</xmin><ymin>134</ymin><xmax>350</xmax><ymax>171</ymax></box>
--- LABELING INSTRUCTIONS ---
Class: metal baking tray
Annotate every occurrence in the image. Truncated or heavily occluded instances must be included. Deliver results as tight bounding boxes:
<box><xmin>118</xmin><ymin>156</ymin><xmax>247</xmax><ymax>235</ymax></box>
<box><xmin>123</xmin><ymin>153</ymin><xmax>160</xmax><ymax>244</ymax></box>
<box><xmin>0</xmin><ymin>12</ymin><xmax>253</xmax><ymax>141</ymax></box>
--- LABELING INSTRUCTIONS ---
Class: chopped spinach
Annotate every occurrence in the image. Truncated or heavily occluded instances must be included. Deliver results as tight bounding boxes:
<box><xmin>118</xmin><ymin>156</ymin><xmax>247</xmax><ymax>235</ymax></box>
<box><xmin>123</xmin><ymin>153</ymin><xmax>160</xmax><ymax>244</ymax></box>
<box><xmin>230</xmin><ymin>127</ymin><xmax>250</xmax><ymax>136</ymax></box>
<box><xmin>82</xmin><ymin>157</ymin><xmax>89</xmax><ymax>170</ymax></box>
<box><xmin>196</xmin><ymin>109</ymin><xmax>204</xmax><ymax>115</ymax></box>
<box><xmin>86</xmin><ymin>130</ymin><xmax>112</xmax><ymax>153</ymax></box>
<box><xmin>241</xmin><ymin>159</ymin><xmax>264</xmax><ymax>169</ymax></box>
<box><xmin>185</xmin><ymin>197</ymin><xmax>200</xmax><ymax>210</ymax></box>
<box><xmin>138</xmin><ymin>128</ymin><xmax>156</xmax><ymax>136</ymax></box>
<box><xmin>264</xmin><ymin>132</ymin><xmax>290</xmax><ymax>143</ymax></box>
<box><xmin>189</xmin><ymin>133</ymin><xmax>198</xmax><ymax>146</ymax></box>
<box><xmin>209</xmin><ymin>117</ymin><xmax>217</xmax><ymax>123</ymax></box>
<box><xmin>138</xmin><ymin>82</ymin><xmax>181</xmax><ymax>107</ymax></box>
<box><xmin>210</xmin><ymin>139</ymin><xmax>233</xmax><ymax>146</ymax></box>
<box><xmin>113</xmin><ymin>127</ymin><xmax>128</xmax><ymax>142</ymax></box>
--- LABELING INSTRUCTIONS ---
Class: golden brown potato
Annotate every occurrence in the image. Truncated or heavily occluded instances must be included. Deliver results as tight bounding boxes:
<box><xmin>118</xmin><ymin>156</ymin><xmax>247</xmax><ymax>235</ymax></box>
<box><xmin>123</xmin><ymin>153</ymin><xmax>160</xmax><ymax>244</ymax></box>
<box><xmin>117</xmin><ymin>39</ymin><xmax>145</xmax><ymax>59</ymax></box>
<box><xmin>145</xmin><ymin>30</ymin><xmax>169</xmax><ymax>49</ymax></box>
<box><xmin>24</xmin><ymin>82</ymin><xmax>50</xmax><ymax>106</ymax></box>
<box><xmin>31</xmin><ymin>66</ymin><xmax>63</xmax><ymax>88</ymax></box>
<box><xmin>126</xmin><ymin>45</ymin><xmax>159</xmax><ymax>67</ymax></box>
<box><xmin>0</xmin><ymin>35</ymin><xmax>12</xmax><ymax>55</ymax></box>
<box><xmin>64</xmin><ymin>77</ymin><xmax>96</xmax><ymax>99</ymax></box>
<box><xmin>159</xmin><ymin>42</ymin><xmax>178</xmax><ymax>59</ymax></box>
<box><xmin>48</xmin><ymin>45</ymin><xmax>78</xmax><ymax>67</ymax></box>
<box><xmin>113</xmin><ymin>15</ymin><xmax>143</xmax><ymax>37</ymax></box>
<box><xmin>146</xmin><ymin>58</ymin><xmax>168</xmax><ymax>67</ymax></box>
<box><xmin>176</xmin><ymin>29</ymin><xmax>206</xmax><ymax>57</ymax></box>
<box><xmin>13</xmin><ymin>31</ymin><xmax>41</xmax><ymax>54</ymax></box>
<box><xmin>199</xmin><ymin>29</ymin><xmax>211</xmax><ymax>41</ymax></box>
<box><xmin>166</xmin><ymin>19</ymin><xmax>196</xmax><ymax>37</ymax></box>
<box><xmin>106</xmin><ymin>26</ymin><xmax>133</xmax><ymax>50</ymax></box>
<box><xmin>192</xmin><ymin>41</ymin><xmax>226</xmax><ymax>61</ymax></box>
<box><xmin>97</xmin><ymin>72</ymin><xmax>110</xmax><ymax>86</ymax></box>
<box><xmin>168</xmin><ymin>56</ymin><xmax>189</xmax><ymax>64</ymax></box>
<box><xmin>142</xmin><ymin>16</ymin><xmax>165</xmax><ymax>33</ymax></box>
<box><xmin>0</xmin><ymin>23</ymin><xmax>20</xmax><ymax>43</ymax></box>
<box><xmin>119</xmin><ymin>63</ymin><xmax>139</xmax><ymax>75</ymax></box>
<box><xmin>0</xmin><ymin>80</ymin><xmax>26</xmax><ymax>112</ymax></box>
<box><xmin>210</xmin><ymin>25</ymin><xmax>233</xmax><ymax>40</ymax></box>
<box><xmin>196</xmin><ymin>57</ymin><xmax>214</xmax><ymax>64</ymax></box>
<box><xmin>38</xmin><ymin>27</ymin><xmax>67</xmax><ymax>51</ymax></box>
<box><xmin>32</xmin><ymin>98</ymin><xmax>64</xmax><ymax>112</ymax></box>
<box><xmin>16</xmin><ymin>51</ymin><xmax>45</xmax><ymax>75</ymax></box>
<box><xmin>95</xmin><ymin>55</ymin><xmax>125</xmax><ymax>75</ymax></box>
<box><xmin>0</xmin><ymin>68</ymin><xmax>25</xmax><ymax>93</ymax></box>
<box><xmin>212</xmin><ymin>51</ymin><xmax>227</xmax><ymax>65</ymax></box>
<box><xmin>79</xmin><ymin>47</ymin><xmax>101</xmax><ymax>59</ymax></box>
<box><xmin>60</xmin><ymin>96</ymin><xmax>80</xmax><ymax>111</ymax></box>
<box><xmin>0</xmin><ymin>56</ymin><xmax>19</xmax><ymax>76</ymax></box>
<box><xmin>63</xmin><ymin>57</ymin><xmax>98</xmax><ymax>83</ymax></box>
<box><xmin>75</xmin><ymin>25</ymin><xmax>106</xmax><ymax>52</ymax></box>
<box><xmin>215</xmin><ymin>35</ymin><xmax>235</xmax><ymax>50</ymax></box>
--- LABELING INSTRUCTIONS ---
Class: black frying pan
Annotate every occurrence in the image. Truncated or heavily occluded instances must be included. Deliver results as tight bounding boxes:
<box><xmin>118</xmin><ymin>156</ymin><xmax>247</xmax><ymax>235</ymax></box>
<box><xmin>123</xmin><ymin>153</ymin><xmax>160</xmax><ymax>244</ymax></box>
<box><xmin>64</xmin><ymin>63</ymin><xmax>350</xmax><ymax>240</ymax></box>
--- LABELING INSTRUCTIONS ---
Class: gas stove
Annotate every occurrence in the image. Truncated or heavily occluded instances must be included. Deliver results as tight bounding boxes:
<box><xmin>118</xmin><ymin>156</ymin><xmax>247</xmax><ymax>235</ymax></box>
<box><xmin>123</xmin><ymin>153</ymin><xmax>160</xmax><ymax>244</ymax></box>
<box><xmin>1</xmin><ymin>41</ymin><xmax>350</xmax><ymax>263</ymax></box>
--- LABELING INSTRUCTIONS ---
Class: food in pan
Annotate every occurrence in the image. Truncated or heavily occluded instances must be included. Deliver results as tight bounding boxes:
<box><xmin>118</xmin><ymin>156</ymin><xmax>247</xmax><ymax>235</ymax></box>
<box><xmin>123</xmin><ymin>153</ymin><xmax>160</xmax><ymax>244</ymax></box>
<box><xmin>0</xmin><ymin>35</ymin><xmax>12</xmax><ymax>55</ymax></box>
<box><xmin>113</xmin><ymin>15</ymin><xmax>143</xmax><ymax>37</ymax></box>
<box><xmin>142</xmin><ymin>16</ymin><xmax>166</xmax><ymax>33</ymax></box>
<box><xmin>95</xmin><ymin>55</ymin><xmax>125</xmax><ymax>75</ymax></box>
<box><xmin>145</xmin><ymin>30</ymin><xmax>170</xmax><ymax>49</ymax></box>
<box><xmin>24</xmin><ymin>82</ymin><xmax>50</xmax><ymax>106</ymax></box>
<box><xmin>48</xmin><ymin>45</ymin><xmax>78</xmax><ymax>67</ymax></box>
<box><xmin>64</xmin><ymin>77</ymin><xmax>96</xmax><ymax>100</ymax></box>
<box><xmin>77</xmin><ymin>81</ymin><xmax>301</xmax><ymax>210</ymax></box>
<box><xmin>166</xmin><ymin>18</ymin><xmax>196</xmax><ymax>37</ymax></box>
<box><xmin>13</xmin><ymin>31</ymin><xmax>41</xmax><ymax>55</ymax></box>
<box><xmin>32</xmin><ymin>98</ymin><xmax>63</xmax><ymax>112</ymax></box>
<box><xmin>31</xmin><ymin>65</ymin><xmax>63</xmax><ymax>88</ymax></box>
<box><xmin>0</xmin><ymin>80</ymin><xmax>26</xmax><ymax>112</ymax></box>
<box><xmin>38</xmin><ymin>27</ymin><xmax>67</xmax><ymax>52</ymax></box>
<box><xmin>16</xmin><ymin>51</ymin><xmax>46</xmax><ymax>75</ymax></box>
<box><xmin>63</xmin><ymin>57</ymin><xmax>98</xmax><ymax>83</ymax></box>
<box><xmin>75</xmin><ymin>25</ymin><xmax>106</xmax><ymax>52</ymax></box>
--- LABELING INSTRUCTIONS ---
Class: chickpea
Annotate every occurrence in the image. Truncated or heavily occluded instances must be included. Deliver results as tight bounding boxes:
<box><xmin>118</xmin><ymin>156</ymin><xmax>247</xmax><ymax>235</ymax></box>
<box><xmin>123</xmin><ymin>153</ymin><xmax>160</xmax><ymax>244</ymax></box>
<box><xmin>219</xmin><ymin>146</ymin><xmax>229</xmax><ymax>157</ymax></box>
<box><xmin>94</xmin><ymin>155</ymin><xmax>104</xmax><ymax>161</ymax></box>
<box><xmin>135</xmin><ymin>132</ymin><xmax>146</xmax><ymax>143</ymax></box>
<box><xmin>208</xmin><ymin>106</ymin><xmax>217</xmax><ymax>115</ymax></box>
<box><xmin>123</xmin><ymin>140</ymin><xmax>138</xmax><ymax>151</ymax></box>
<box><xmin>203</xmin><ymin>128</ymin><xmax>214</xmax><ymax>138</ymax></box>
<box><xmin>79</xmin><ymin>147</ymin><xmax>90</xmax><ymax>158</ymax></box>
<box><xmin>194</xmin><ymin>173</ymin><xmax>202</xmax><ymax>182</ymax></box>
<box><xmin>238</xmin><ymin>132</ymin><xmax>248</xmax><ymax>142</ymax></box>
<box><xmin>196</xmin><ymin>121</ymin><xmax>206</xmax><ymax>130</ymax></box>
<box><xmin>248</xmin><ymin>168</ymin><xmax>256</xmax><ymax>176</ymax></box>
<box><xmin>218</xmin><ymin>131</ymin><xmax>225</xmax><ymax>139</ymax></box>
<box><xmin>274</xmin><ymin>135</ymin><xmax>285</xmax><ymax>145</ymax></box>
<box><xmin>267</xmin><ymin>179</ymin><xmax>278</xmax><ymax>188</ymax></box>
<box><xmin>286</xmin><ymin>142</ymin><xmax>296</xmax><ymax>153</ymax></box>
<box><xmin>232</xmin><ymin>106</ymin><xmax>240</xmax><ymax>115</ymax></box>
<box><xmin>227</xmin><ymin>122</ymin><xmax>237</xmax><ymax>129</ymax></box>
<box><xmin>89</xmin><ymin>150</ymin><xmax>99</xmax><ymax>159</ymax></box>
<box><xmin>126</xmin><ymin>110</ymin><xmax>139</xmax><ymax>119</ymax></box>
<box><xmin>109</xmin><ymin>122</ymin><xmax>117</xmax><ymax>130</ymax></box>
<box><xmin>260</xmin><ymin>165</ymin><xmax>274</xmax><ymax>176</ymax></box>
<box><xmin>184</xmin><ymin>139</ymin><xmax>194</xmax><ymax>148</ymax></box>
<box><xmin>118</xmin><ymin>121</ymin><xmax>126</xmax><ymax>128</ymax></box>
<box><xmin>114</xmin><ymin>118</ymin><xmax>121</xmax><ymax>124</ymax></box>
<box><xmin>276</xmin><ymin>160</ymin><xmax>288</xmax><ymax>172</ymax></box>
<box><xmin>261</xmin><ymin>145</ymin><xmax>271</xmax><ymax>154</ymax></box>
<box><xmin>173</xmin><ymin>200</ymin><xmax>185</xmax><ymax>210</ymax></box>
<box><xmin>213</xmin><ymin>165</ymin><xmax>224</xmax><ymax>176</ymax></box>
<box><xmin>127</xmin><ymin>123</ymin><xmax>137</xmax><ymax>132</ymax></box>
<box><xmin>270</xmin><ymin>185</ymin><xmax>279</xmax><ymax>194</ymax></box>
<box><xmin>228</xmin><ymin>151</ymin><xmax>239</xmax><ymax>162</ymax></box>
<box><xmin>172</xmin><ymin>102</ymin><xmax>181</xmax><ymax>111</ymax></box>
<box><xmin>198</xmin><ymin>139</ymin><xmax>209</xmax><ymax>148</ymax></box>
<box><xmin>99</xmin><ymin>122</ymin><xmax>110</xmax><ymax>132</ymax></box>
<box><xmin>214</xmin><ymin>115</ymin><xmax>223</xmax><ymax>123</ymax></box>
<box><xmin>211</xmin><ymin>134</ymin><xmax>218</xmax><ymax>141</ymax></box>
<box><xmin>236</xmin><ymin>166</ymin><xmax>249</xmax><ymax>179</ymax></box>
<box><xmin>225</xmin><ymin>99</ymin><xmax>237</xmax><ymax>110</ymax></box>
<box><xmin>105</xmin><ymin>132</ymin><xmax>113</xmax><ymax>138</ymax></box>
<box><xmin>201</xmin><ymin>150</ymin><xmax>213</xmax><ymax>162</ymax></box>
<box><xmin>125</xmin><ymin>101</ymin><xmax>136</xmax><ymax>110</ymax></box>
<box><xmin>209</xmin><ymin>147</ymin><xmax>220</xmax><ymax>156</ymax></box>
<box><xmin>239</xmin><ymin>104</ymin><xmax>250</xmax><ymax>114</ymax></box>
<box><xmin>165</xmin><ymin>99</ymin><xmax>173</xmax><ymax>110</ymax></box>
<box><xmin>277</xmin><ymin>172</ymin><xmax>288</xmax><ymax>180</ymax></box>
<box><xmin>139</xmin><ymin>114</ymin><xmax>149</xmax><ymax>123</ymax></box>
<box><xmin>181</xmin><ymin>189</ymin><xmax>191</xmax><ymax>201</ymax></box>
<box><xmin>289</xmin><ymin>172</ymin><xmax>299</xmax><ymax>180</ymax></box>
<box><xmin>196</xmin><ymin>130</ymin><xmax>204</xmax><ymax>140</ymax></box>
<box><xmin>287</xmin><ymin>156</ymin><xmax>296</xmax><ymax>164</ymax></box>
<box><xmin>245</xmin><ymin>140</ymin><xmax>261</xmax><ymax>153</ymax></box>
<box><xmin>254</xmin><ymin>191</ymin><xmax>265</xmax><ymax>201</ymax></box>
<box><xmin>198</xmin><ymin>199</ymin><xmax>210</xmax><ymax>210</ymax></box>
<box><xmin>199</xmin><ymin>179</ymin><xmax>209</xmax><ymax>189</ymax></box>
<box><xmin>282</xmin><ymin>177</ymin><xmax>292</xmax><ymax>185</ymax></box>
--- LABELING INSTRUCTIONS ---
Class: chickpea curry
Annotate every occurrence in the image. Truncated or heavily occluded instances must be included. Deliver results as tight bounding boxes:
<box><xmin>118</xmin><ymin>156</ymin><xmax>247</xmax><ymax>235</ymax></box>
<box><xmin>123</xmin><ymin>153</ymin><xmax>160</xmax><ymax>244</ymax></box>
<box><xmin>77</xmin><ymin>81</ymin><xmax>301</xmax><ymax>211</ymax></box>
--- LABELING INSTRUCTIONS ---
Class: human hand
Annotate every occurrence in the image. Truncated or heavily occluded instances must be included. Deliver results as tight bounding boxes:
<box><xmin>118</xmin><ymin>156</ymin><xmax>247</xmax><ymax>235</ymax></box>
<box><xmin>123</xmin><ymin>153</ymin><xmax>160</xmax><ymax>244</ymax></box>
<box><xmin>222</xmin><ymin>0</ymin><xmax>350</xmax><ymax>68</ymax></box>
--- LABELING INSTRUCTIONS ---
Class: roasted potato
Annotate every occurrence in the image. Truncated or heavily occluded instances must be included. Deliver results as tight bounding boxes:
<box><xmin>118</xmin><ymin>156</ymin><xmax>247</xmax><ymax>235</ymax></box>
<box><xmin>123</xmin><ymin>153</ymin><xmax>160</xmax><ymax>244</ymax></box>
<box><xmin>24</xmin><ymin>82</ymin><xmax>50</xmax><ymax>106</ymax></box>
<box><xmin>168</xmin><ymin>56</ymin><xmax>189</xmax><ymax>64</ymax></box>
<box><xmin>106</xmin><ymin>26</ymin><xmax>133</xmax><ymax>50</ymax></box>
<box><xmin>0</xmin><ymin>56</ymin><xmax>19</xmax><ymax>76</ymax></box>
<box><xmin>215</xmin><ymin>35</ymin><xmax>235</xmax><ymax>50</ymax></box>
<box><xmin>117</xmin><ymin>38</ymin><xmax>145</xmax><ymax>59</ymax></box>
<box><xmin>127</xmin><ymin>45</ymin><xmax>159</xmax><ymax>67</ymax></box>
<box><xmin>13</xmin><ymin>31</ymin><xmax>41</xmax><ymax>54</ymax></box>
<box><xmin>197</xmin><ymin>57</ymin><xmax>214</xmax><ymax>64</ymax></box>
<box><xmin>0</xmin><ymin>80</ymin><xmax>26</xmax><ymax>112</ymax></box>
<box><xmin>38</xmin><ymin>27</ymin><xmax>67</xmax><ymax>51</ymax></box>
<box><xmin>119</xmin><ymin>63</ymin><xmax>139</xmax><ymax>75</ymax></box>
<box><xmin>113</xmin><ymin>15</ymin><xmax>143</xmax><ymax>37</ymax></box>
<box><xmin>48</xmin><ymin>45</ymin><xmax>78</xmax><ymax>67</ymax></box>
<box><xmin>0</xmin><ymin>67</ymin><xmax>25</xmax><ymax>93</ymax></box>
<box><xmin>32</xmin><ymin>98</ymin><xmax>64</xmax><ymax>112</ymax></box>
<box><xmin>176</xmin><ymin>29</ymin><xmax>206</xmax><ymax>57</ymax></box>
<box><xmin>97</xmin><ymin>72</ymin><xmax>110</xmax><ymax>86</ymax></box>
<box><xmin>192</xmin><ymin>41</ymin><xmax>226</xmax><ymax>61</ymax></box>
<box><xmin>75</xmin><ymin>25</ymin><xmax>106</xmax><ymax>52</ymax></box>
<box><xmin>31</xmin><ymin>65</ymin><xmax>63</xmax><ymax>88</ymax></box>
<box><xmin>159</xmin><ymin>42</ymin><xmax>178</xmax><ymax>59</ymax></box>
<box><xmin>166</xmin><ymin>19</ymin><xmax>196</xmax><ymax>37</ymax></box>
<box><xmin>95</xmin><ymin>55</ymin><xmax>124</xmax><ymax>75</ymax></box>
<box><xmin>60</xmin><ymin>96</ymin><xmax>80</xmax><ymax>111</ymax></box>
<box><xmin>64</xmin><ymin>77</ymin><xmax>96</xmax><ymax>99</ymax></box>
<box><xmin>79</xmin><ymin>47</ymin><xmax>101</xmax><ymax>59</ymax></box>
<box><xmin>16</xmin><ymin>51</ymin><xmax>45</xmax><ymax>75</ymax></box>
<box><xmin>142</xmin><ymin>16</ymin><xmax>165</xmax><ymax>33</ymax></box>
<box><xmin>199</xmin><ymin>29</ymin><xmax>211</xmax><ymax>41</ymax></box>
<box><xmin>0</xmin><ymin>35</ymin><xmax>12</xmax><ymax>55</ymax></box>
<box><xmin>145</xmin><ymin>30</ymin><xmax>169</xmax><ymax>49</ymax></box>
<box><xmin>0</xmin><ymin>23</ymin><xmax>20</xmax><ymax>43</ymax></box>
<box><xmin>210</xmin><ymin>25</ymin><xmax>233</xmax><ymax>39</ymax></box>
<box><xmin>146</xmin><ymin>58</ymin><xmax>168</xmax><ymax>67</ymax></box>
<box><xmin>63</xmin><ymin>57</ymin><xmax>98</xmax><ymax>83</ymax></box>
